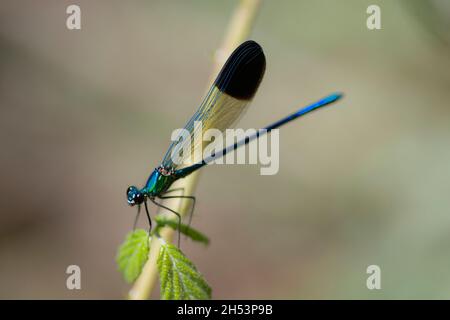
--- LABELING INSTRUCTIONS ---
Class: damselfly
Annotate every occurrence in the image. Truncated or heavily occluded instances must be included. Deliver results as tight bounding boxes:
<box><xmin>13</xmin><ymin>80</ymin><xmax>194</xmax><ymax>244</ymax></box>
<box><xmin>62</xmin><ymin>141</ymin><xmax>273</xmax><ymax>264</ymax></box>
<box><xmin>126</xmin><ymin>41</ymin><xmax>342</xmax><ymax>245</ymax></box>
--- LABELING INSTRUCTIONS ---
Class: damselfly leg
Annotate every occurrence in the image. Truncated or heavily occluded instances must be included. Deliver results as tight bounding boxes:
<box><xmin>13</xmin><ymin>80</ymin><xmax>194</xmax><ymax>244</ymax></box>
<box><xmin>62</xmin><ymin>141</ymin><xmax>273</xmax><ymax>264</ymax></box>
<box><xmin>161</xmin><ymin>187</ymin><xmax>196</xmax><ymax>232</ymax></box>
<box><xmin>132</xmin><ymin>204</ymin><xmax>141</xmax><ymax>230</ymax></box>
<box><xmin>144</xmin><ymin>200</ymin><xmax>152</xmax><ymax>235</ymax></box>
<box><xmin>150</xmin><ymin>198</ymin><xmax>182</xmax><ymax>248</ymax></box>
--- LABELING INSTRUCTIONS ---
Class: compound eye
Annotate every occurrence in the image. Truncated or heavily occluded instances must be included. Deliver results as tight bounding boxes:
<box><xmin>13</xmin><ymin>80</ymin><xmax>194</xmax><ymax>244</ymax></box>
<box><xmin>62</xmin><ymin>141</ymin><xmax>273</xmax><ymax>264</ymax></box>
<box><xmin>135</xmin><ymin>193</ymin><xmax>144</xmax><ymax>203</ymax></box>
<box><xmin>126</xmin><ymin>186</ymin><xmax>140</xmax><ymax>205</ymax></box>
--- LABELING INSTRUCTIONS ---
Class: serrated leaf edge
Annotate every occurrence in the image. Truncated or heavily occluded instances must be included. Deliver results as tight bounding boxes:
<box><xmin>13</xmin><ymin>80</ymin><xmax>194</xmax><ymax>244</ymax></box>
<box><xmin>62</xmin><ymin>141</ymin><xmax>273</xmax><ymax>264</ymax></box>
<box><xmin>158</xmin><ymin>241</ymin><xmax>211</xmax><ymax>300</ymax></box>
<box><xmin>116</xmin><ymin>229</ymin><xmax>150</xmax><ymax>283</ymax></box>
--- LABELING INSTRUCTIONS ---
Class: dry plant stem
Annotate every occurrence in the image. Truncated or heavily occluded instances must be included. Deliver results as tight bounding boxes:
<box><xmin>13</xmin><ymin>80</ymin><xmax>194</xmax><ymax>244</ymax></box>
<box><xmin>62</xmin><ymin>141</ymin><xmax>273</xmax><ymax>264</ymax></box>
<box><xmin>128</xmin><ymin>0</ymin><xmax>262</xmax><ymax>300</ymax></box>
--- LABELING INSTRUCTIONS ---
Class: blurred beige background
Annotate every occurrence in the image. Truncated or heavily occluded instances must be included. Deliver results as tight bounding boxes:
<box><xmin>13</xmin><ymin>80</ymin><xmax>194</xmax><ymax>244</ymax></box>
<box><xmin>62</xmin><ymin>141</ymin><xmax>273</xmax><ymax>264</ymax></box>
<box><xmin>1</xmin><ymin>0</ymin><xmax>450</xmax><ymax>299</ymax></box>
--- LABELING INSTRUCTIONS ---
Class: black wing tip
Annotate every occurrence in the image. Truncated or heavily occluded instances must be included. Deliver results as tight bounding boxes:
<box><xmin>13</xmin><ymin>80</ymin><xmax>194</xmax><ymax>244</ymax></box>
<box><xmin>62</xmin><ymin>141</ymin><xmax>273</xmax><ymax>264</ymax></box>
<box><xmin>214</xmin><ymin>40</ymin><xmax>266</xmax><ymax>100</ymax></box>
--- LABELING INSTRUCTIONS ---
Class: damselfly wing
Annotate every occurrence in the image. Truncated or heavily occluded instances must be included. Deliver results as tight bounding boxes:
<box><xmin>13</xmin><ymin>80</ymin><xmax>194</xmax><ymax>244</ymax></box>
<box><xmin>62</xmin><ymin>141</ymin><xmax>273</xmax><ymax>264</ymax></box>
<box><xmin>161</xmin><ymin>40</ymin><xmax>265</xmax><ymax>171</ymax></box>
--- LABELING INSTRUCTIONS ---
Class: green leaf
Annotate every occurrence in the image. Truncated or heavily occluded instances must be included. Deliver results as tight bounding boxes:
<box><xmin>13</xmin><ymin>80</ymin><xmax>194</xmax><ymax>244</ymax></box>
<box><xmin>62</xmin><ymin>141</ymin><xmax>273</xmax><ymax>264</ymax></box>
<box><xmin>154</xmin><ymin>215</ymin><xmax>209</xmax><ymax>245</ymax></box>
<box><xmin>157</xmin><ymin>242</ymin><xmax>211</xmax><ymax>300</ymax></box>
<box><xmin>116</xmin><ymin>229</ymin><xmax>150</xmax><ymax>283</ymax></box>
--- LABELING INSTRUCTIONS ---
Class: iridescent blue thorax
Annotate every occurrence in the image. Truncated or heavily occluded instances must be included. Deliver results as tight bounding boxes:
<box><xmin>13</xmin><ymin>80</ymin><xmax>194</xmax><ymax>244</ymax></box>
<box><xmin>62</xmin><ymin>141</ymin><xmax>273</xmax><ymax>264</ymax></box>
<box><xmin>142</xmin><ymin>167</ymin><xmax>177</xmax><ymax>197</ymax></box>
<box><xmin>127</xmin><ymin>166</ymin><xmax>178</xmax><ymax>206</ymax></box>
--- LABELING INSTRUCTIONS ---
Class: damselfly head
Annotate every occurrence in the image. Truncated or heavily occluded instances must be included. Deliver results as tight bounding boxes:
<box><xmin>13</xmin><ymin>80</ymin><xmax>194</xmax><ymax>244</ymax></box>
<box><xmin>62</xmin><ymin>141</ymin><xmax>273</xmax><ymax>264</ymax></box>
<box><xmin>126</xmin><ymin>186</ymin><xmax>144</xmax><ymax>206</ymax></box>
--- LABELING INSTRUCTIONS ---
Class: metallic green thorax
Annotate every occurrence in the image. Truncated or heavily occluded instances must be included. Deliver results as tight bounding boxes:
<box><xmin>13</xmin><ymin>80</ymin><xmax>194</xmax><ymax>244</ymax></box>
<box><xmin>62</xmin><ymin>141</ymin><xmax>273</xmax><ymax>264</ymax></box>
<box><xmin>142</xmin><ymin>168</ymin><xmax>177</xmax><ymax>197</ymax></box>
